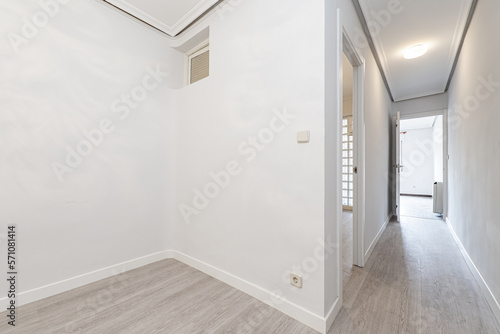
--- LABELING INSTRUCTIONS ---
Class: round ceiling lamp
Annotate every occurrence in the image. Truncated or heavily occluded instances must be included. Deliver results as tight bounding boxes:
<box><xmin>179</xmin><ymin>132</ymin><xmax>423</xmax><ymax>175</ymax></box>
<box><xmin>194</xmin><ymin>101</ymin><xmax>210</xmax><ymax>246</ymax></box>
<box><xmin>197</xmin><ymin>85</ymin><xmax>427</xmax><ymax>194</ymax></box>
<box><xmin>403</xmin><ymin>44</ymin><xmax>428</xmax><ymax>59</ymax></box>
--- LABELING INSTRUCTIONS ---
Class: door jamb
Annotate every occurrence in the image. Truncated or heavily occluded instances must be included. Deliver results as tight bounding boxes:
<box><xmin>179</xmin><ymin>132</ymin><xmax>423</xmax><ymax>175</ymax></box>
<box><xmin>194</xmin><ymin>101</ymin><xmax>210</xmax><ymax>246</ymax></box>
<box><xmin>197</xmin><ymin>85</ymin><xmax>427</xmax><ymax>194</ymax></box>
<box><xmin>341</xmin><ymin>29</ymin><xmax>366</xmax><ymax>268</ymax></box>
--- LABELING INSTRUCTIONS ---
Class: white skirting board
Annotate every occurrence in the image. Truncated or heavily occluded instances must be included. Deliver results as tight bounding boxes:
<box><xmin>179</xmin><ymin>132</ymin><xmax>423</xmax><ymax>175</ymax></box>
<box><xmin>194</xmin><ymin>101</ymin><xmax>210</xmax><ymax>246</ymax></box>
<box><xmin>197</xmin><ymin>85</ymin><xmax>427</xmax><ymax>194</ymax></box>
<box><xmin>446</xmin><ymin>218</ymin><xmax>500</xmax><ymax>326</ymax></box>
<box><xmin>325</xmin><ymin>295</ymin><xmax>343</xmax><ymax>333</ymax></box>
<box><xmin>171</xmin><ymin>250</ymin><xmax>333</xmax><ymax>334</ymax></box>
<box><xmin>0</xmin><ymin>250</ymin><xmax>173</xmax><ymax>310</ymax></box>
<box><xmin>0</xmin><ymin>249</ymin><xmax>335</xmax><ymax>333</ymax></box>
<box><xmin>364</xmin><ymin>212</ymin><xmax>393</xmax><ymax>262</ymax></box>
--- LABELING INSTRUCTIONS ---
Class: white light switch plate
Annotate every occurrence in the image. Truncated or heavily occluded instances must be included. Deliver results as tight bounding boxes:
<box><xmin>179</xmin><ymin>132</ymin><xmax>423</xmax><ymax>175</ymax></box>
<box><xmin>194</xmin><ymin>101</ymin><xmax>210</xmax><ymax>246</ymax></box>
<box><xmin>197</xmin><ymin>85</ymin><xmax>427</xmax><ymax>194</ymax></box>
<box><xmin>297</xmin><ymin>130</ymin><xmax>310</xmax><ymax>143</ymax></box>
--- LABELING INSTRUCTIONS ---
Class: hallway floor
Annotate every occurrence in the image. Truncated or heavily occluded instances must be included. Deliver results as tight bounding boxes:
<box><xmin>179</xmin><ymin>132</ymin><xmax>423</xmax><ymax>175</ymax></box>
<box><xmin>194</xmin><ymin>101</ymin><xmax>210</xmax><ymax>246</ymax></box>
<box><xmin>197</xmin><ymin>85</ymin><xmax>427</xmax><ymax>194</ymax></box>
<box><xmin>331</xmin><ymin>216</ymin><xmax>500</xmax><ymax>333</ymax></box>
<box><xmin>400</xmin><ymin>195</ymin><xmax>442</xmax><ymax>220</ymax></box>
<box><xmin>1</xmin><ymin>217</ymin><xmax>498</xmax><ymax>334</ymax></box>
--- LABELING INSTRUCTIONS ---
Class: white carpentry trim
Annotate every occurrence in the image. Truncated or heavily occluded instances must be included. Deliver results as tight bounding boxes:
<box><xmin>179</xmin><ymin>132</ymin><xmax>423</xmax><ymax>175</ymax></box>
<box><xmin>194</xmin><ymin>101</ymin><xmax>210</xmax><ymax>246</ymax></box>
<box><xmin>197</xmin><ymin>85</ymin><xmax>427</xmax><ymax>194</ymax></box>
<box><xmin>0</xmin><ymin>251</ymin><xmax>173</xmax><ymax>310</ymax></box>
<box><xmin>325</xmin><ymin>296</ymin><xmax>342</xmax><ymax>333</ymax></box>
<box><xmin>104</xmin><ymin>0</ymin><xmax>219</xmax><ymax>36</ymax></box>
<box><xmin>365</xmin><ymin>212</ymin><xmax>393</xmax><ymax>262</ymax></box>
<box><xmin>171</xmin><ymin>250</ymin><xmax>329</xmax><ymax>333</ymax></box>
<box><xmin>446</xmin><ymin>218</ymin><xmax>500</xmax><ymax>326</ymax></box>
<box><xmin>2</xmin><ymin>249</ymin><xmax>338</xmax><ymax>333</ymax></box>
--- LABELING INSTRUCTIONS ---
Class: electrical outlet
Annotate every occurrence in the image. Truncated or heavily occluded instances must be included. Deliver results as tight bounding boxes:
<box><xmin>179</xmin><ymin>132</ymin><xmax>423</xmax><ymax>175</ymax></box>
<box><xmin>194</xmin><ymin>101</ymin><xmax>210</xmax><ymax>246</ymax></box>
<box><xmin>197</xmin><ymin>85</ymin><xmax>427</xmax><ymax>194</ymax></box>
<box><xmin>290</xmin><ymin>273</ymin><xmax>303</xmax><ymax>288</ymax></box>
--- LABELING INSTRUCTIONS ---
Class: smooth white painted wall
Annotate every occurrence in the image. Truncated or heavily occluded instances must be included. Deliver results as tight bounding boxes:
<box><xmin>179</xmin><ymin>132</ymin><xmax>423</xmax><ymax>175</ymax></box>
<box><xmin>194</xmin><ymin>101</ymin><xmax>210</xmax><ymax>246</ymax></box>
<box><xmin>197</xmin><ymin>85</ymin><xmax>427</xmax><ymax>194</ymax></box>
<box><xmin>324</xmin><ymin>0</ymin><xmax>342</xmax><ymax>320</ymax></box>
<box><xmin>393</xmin><ymin>93</ymin><xmax>448</xmax><ymax>117</ymax></box>
<box><xmin>400</xmin><ymin>128</ymin><xmax>435</xmax><ymax>196</ymax></box>
<box><xmin>0</xmin><ymin>0</ymin><xmax>183</xmax><ymax>297</ymax></box>
<box><xmin>172</xmin><ymin>0</ymin><xmax>327</xmax><ymax>318</ymax></box>
<box><xmin>447</xmin><ymin>0</ymin><xmax>500</xmax><ymax>316</ymax></box>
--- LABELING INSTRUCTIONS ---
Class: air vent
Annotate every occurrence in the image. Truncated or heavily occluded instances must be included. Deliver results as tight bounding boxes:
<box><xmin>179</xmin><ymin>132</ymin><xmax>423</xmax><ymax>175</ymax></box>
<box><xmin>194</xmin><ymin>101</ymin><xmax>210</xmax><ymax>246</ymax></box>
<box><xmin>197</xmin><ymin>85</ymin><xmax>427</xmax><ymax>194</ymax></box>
<box><xmin>188</xmin><ymin>45</ymin><xmax>209</xmax><ymax>84</ymax></box>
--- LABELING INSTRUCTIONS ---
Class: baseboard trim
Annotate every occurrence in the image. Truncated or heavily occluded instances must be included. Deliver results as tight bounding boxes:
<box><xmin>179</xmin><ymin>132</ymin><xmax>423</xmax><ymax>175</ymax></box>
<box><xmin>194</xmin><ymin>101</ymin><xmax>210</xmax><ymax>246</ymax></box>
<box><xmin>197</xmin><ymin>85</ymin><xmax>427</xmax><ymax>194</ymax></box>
<box><xmin>365</xmin><ymin>212</ymin><xmax>392</xmax><ymax>262</ymax></box>
<box><xmin>2</xmin><ymin>249</ymin><xmax>335</xmax><ymax>333</ymax></box>
<box><xmin>0</xmin><ymin>250</ymin><xmax>172</xmax><ymax>310</ymax></box>
<box><xmin>325</xmin><ymin>296</ymin><xmax>342</xmax><ymax>332</ymax></box>
<box><xmin>446</xmin><ymin>218</ymin><xmax>500</xmax><ymax>326</ymax></box>
<box><xmin>171</xmin><ymin>250</ymin><xmax>328</xmax><ymax>333</ymax></box>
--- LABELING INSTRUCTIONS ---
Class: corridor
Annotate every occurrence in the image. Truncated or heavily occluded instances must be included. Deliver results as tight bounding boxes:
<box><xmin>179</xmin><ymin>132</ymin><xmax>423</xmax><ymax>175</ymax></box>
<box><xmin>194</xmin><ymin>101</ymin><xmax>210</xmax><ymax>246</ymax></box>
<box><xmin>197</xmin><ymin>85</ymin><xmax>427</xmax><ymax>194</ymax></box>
<box><xmin>332</xmin><ymin>216</ymin><xmax>500</xmax><ymax>333</ymax></box>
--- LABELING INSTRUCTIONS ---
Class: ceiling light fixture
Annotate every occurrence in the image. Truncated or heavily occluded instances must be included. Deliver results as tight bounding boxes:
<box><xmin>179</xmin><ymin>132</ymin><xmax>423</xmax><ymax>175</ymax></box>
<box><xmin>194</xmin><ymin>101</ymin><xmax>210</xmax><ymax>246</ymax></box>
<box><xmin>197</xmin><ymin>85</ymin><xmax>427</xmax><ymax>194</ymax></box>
<box><xmin>403</xmin><ymin>44</ymin><xmax>428</xmax><ymax>59</ymax></box>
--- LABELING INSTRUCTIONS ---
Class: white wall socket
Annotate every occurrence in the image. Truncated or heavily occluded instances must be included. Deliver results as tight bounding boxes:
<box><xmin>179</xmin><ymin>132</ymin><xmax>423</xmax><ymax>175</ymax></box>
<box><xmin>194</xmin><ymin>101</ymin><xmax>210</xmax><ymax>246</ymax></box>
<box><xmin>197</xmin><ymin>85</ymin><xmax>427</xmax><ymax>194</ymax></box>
<box><xmin>290</xmin><ymin>273</ymin><xmax>303</xmax><ymax>288</ymax></box>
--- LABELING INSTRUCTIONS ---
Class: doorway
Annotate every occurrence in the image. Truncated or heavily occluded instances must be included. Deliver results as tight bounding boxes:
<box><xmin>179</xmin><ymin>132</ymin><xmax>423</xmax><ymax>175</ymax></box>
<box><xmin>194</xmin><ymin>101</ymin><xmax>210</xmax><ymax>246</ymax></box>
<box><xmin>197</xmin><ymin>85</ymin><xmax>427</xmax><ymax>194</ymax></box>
<box><xmin>341</xmin><ymin>52</ymin><xmax>355</xmax><ymax>284</ymax></box>
<box><xmin>340</xmin><ymin>30</ymin><xmax>366</xmax><ymax>274</ymax></box>
<box><xmin>394</xmin><ymin>111</ymin><xmax>447</xmax><ymax>221</ymax></box>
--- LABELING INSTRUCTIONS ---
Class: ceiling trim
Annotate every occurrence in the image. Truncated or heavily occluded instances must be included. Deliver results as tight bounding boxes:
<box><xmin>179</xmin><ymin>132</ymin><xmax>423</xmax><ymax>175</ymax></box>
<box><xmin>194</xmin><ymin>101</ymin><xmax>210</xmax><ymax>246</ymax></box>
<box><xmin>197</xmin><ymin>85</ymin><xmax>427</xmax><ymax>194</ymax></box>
<box><xmin>445</xmin><ymin>0</ymin><xmax>478</xmax><ymax>91</ymax></box>
<box><xmin>442</xmin><ymin>0</ymin><xmax>474</xmax><ymax>91</ymax></box>
<box><xmin>103</xmin><ymin>0</ymin><xmax>219</xmax><ymax>37</ymax></box>
<box><xmin>175</xmin><ymin>0</ymin><xmax>224</xmax><ymax>36</ymax></box>
<box><xmin>353</xmin><ymin>0</ymin><xmax>478</xmax><ymax>102</ymax></box>
<box><xmin>101</xmin><ymin>0</ymin><xmax>171</xmax><ymax>37</ymax></box>
<box><xmin>355</xmin><ymin>0</ymin><xmax>398</xmax><ymax>99</ymax></box>
<box><xmin>352</xmin><ymin>0</ymin><xmax>395</xmax><ymax>102</ymax></box>
<box><xmin>358</xmin><ymin>0</ymin><xmax>473</xmax><ymax>100</ymax></box>
<box><xmin>395</xmin><ymin>91</ymin><xmax>447</xmax><ymax>103</ymax></box>
<box><xmin>394</xmin><ymin>89</ymin><xmax>448</xmax><ymax>102</ymax></box>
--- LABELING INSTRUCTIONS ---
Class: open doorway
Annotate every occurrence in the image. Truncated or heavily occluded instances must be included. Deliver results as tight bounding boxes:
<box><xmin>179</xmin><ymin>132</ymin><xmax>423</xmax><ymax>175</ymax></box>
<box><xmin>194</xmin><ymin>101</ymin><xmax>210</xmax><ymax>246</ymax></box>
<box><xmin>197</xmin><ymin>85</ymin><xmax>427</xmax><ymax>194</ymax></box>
<box><xmin>340</xmin><ymin>29</ymin><xmax>366</xmax><ymax>281</ymax></box>
<box><xmin>341</xmin><ymin>52</ymin><xmax>355</xmax><ymax>285</ymax></box>
<box><xmin>398</xmin><ymin>114</ymin><xmax>445</xmax><ymax>220</ymax></box>
<box><xmin>333</xmin><ymin>22</ymin><xmax>367</xmax><ymax>323</ymax></box>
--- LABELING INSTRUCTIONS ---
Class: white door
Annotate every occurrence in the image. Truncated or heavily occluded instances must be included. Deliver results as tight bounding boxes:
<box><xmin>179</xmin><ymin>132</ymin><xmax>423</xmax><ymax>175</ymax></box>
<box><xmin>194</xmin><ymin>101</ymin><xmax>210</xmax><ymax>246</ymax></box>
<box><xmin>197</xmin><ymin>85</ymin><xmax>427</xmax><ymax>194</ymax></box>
<box><xmin>395</xmin><ymin>111</ymin><xmax>401</xmax><ymax>222</ymax></box>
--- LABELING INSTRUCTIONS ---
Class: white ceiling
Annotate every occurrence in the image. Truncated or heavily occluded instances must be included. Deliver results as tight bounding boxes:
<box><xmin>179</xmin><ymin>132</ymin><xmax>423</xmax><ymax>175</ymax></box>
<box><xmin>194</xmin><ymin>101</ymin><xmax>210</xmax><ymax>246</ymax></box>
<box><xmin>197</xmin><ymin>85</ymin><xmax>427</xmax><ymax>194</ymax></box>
<box><xmin>105</xmin><ymin>0</ymin><xmax>219</xmax><ymax>36</ymax></box>
<box><xmin>400</xmin><ymin>116</ymin><xmax>437</xmax><ymax>131</ymax></box>
<box><xmin>357</xmin><ymin>0</ymin><xmax>473</xmax><ymax>101</ymax></box>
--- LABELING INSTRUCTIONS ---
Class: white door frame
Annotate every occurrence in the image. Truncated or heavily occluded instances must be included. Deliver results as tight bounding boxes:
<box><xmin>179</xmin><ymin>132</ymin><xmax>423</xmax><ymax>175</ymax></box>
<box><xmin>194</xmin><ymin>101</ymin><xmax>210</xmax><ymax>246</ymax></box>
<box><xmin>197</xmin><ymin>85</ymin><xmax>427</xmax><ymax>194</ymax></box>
<box><xmin>340</xmin><ymin>28</ymin><xmax>366</xmax><ymax>268</ymax></box>
<box><xmin>395</xmin><ymin>111</ymin><xmax>401</xmax><ymax>221</ymax></box>
<box><xmin>397</xmin><ymin>109</ymin><xmax>449</xmax><ymax>220</ymax></box>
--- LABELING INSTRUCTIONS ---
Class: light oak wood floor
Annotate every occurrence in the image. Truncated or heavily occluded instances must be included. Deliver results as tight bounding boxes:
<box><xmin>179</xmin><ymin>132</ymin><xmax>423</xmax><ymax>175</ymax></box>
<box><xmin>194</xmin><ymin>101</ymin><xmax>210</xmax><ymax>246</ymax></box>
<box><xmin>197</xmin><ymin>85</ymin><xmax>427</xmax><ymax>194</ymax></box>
<box><xmin>1</xmin><ymin>216</ymin><xmax>499</xmax><ymax>333</ymax></box>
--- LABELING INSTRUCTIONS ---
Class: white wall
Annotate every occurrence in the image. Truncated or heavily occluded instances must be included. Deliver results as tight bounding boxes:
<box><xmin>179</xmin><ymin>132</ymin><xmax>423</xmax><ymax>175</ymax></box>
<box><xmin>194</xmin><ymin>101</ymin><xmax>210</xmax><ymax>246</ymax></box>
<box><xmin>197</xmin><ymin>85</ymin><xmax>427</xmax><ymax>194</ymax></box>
<box><xmin>400</xmin><ymin>128</ymin><xmax>435</xmax><ymax>196</ymax></box>
<box><xmin>172</xmin><ymin>0</ymin><xmax>328</xmax><ymax>326</ymax></box>
<box><xmin>393</xmin><ymin>92</ymin><xmax>448</xmax><ymax>117</ymax></box>
<box><xmin>0</xmin><ymin>0</ymin><xmax>183</xmax><ymax>303</ymax></box>
<box><xmin>447</xmin><ymin>0</ymin><xmax>500</xmax><ymax>322</ymax></box>
<box><xmin>0</xmin><ymin>0</ymin><xmax>394</xmax><ymax>331</ymax></box>
<box><xmin>172</xmin><ymin>0</ymin><xmax>393</xmax><ymax>328</ymax></box>
<box><xmin>337</xmin><ymin>0</ymin><xmax>393</xmax><ymax>261</ymax></box>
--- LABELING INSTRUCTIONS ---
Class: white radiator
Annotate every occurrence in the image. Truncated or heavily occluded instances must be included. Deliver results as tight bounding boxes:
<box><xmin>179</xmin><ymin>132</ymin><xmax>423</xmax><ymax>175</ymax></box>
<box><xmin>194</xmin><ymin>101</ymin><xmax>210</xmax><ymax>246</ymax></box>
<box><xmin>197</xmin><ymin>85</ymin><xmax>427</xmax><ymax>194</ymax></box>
<box><xmin>433</xmin><ymin>182</ymin><xmax>444</xmax><ymax>215</ymax></box>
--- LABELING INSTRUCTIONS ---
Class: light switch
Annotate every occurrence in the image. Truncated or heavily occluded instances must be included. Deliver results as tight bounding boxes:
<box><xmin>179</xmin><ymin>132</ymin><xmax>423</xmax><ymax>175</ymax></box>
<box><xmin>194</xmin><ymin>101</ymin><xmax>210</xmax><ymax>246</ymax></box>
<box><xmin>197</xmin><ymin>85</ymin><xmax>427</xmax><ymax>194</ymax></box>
<box><xmin>297</xmin><ymin>130</ymin><xmax>310</xmax><ymax>143</ymax></box>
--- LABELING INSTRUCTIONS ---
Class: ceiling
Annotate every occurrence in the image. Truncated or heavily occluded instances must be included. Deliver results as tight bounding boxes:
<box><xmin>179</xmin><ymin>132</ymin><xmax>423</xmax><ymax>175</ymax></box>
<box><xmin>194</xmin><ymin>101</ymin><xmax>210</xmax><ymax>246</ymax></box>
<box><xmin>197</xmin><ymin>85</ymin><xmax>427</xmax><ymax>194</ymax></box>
<box><xmin>400</xmin><ymin>116</ymin><xmax>438</xmax><ymax>131</ymax></box>
<box><xmin>357</xmin><ymin>0</ymin><xmax>474</xmax><ymax>101</ymax></box>
<box><xmin>104</xmin><ymin>0</ymin><xmax>474</xmax><ymax>101</ymax></box>
<box><xmin>104</xmin><ymin>0</ymin><xmax>220</xmax><ymax>36</ymax></box>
